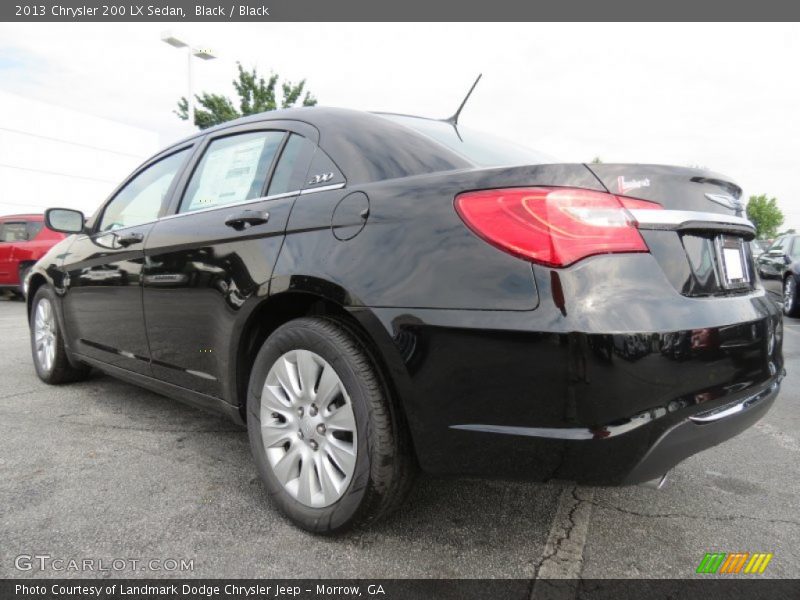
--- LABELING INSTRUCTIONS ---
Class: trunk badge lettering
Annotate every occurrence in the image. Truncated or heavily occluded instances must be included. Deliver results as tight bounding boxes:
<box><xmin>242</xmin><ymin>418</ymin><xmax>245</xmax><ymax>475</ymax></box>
<box><xmin>617</xmin><ymin>176</ymin><xmax>651</xmax><ymax>195</ymax></box>
<box><xmin>705</xmin><ymin>192</ymin><xmax>744</xmax><ymax>215</ymax></box>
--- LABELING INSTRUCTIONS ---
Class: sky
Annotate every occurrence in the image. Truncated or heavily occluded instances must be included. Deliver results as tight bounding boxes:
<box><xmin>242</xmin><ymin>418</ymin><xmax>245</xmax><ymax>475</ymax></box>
<box><xmin>0</xmin><ymin>22</ymin><xmax>798</xmax><ymax>231</ymax></box>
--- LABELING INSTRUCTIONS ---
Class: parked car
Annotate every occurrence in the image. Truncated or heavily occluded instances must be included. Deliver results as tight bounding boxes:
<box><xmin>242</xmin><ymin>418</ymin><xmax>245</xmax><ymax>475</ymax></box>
<box><xmin>757</xmin><ymin>234</ymin><xmax>800</xmax><ymax>316</ymax></box>
<box><xmin>749</xmin><ymin>239</ymin><xmax>770</xmax><ymax>259</ymax></box>
<box><xmin>27</xmin><ymin>107</ymin><xmax>783</xmax><ymax>533</ymax></box>
<box><xmin>0</xmin><ymin>214</ymin><xmax>64</xmax><ymax>298</ymax></box>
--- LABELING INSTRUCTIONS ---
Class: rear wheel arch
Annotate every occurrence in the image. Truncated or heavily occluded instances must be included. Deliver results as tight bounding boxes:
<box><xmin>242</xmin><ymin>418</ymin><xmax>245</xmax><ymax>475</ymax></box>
<box><xmin>233</xmin><ymin>291</ymin><xmax>415</xmax><ymax>458</ymax></box>
<box><xmin>246</xmin><ymin>315</ymin><xmax>417</xmax><ymax>532</ymax></box>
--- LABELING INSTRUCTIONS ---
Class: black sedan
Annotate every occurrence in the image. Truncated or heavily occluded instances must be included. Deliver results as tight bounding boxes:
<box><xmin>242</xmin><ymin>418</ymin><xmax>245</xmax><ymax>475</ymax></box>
<box><xmin>757</xmin><ymin>234</ymin><xmax>800</xmax><ymax>316</ymax></box>
<box><xmin>28</xmin><ymin>107</ymin><xmax>783</xmax><ymax>533</ymax></box>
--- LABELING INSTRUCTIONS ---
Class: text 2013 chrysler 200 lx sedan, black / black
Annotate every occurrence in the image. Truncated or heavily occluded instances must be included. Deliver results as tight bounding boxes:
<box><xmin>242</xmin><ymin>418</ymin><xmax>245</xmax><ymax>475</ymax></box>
<box><xmin>28</xmin><ymin>107</ymin><xmax>783</xmax><ymax>533</ymax></box>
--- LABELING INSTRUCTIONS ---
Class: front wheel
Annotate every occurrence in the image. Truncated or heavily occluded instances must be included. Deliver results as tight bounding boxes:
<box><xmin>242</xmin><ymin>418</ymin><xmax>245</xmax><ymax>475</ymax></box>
<box><xmin>30</xmin><ymin>286</ymin><xmax>90</xmax><ymax>384</ymax></box>
<box><xmin>784</xmin><ymin>276</ymin><xmax>799</xmax><ymax>318</ymax></box>
<box><xmin>247</xmin><ymin>317</ymin><xmax>415</xmax><ymax>533</ymax></box>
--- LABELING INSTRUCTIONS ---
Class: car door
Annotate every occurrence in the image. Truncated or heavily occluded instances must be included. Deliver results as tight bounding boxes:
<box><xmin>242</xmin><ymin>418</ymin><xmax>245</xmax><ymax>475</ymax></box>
<box><xmin>142</xmin><ymin>124</ymin><xmax>316</xmax><ymax>399</ymax></box>
<box><xmin>757</xmin><ymin>237</ymin><xmax>789</xmax><ymax>298</ymax></box>
<box><xmin>0</xmin><ymin>219</ymin><xmax>27</xmax><ymax>286</ymax></box>
<box><xmin>0</xmin><ymin>220</ymin><xmax>5</xmax><ymax>285</ymax></box>
<box><xmin>60</xmin><ymin>145</ymin><xmax>194</xmax><ymax>375</ymax></box>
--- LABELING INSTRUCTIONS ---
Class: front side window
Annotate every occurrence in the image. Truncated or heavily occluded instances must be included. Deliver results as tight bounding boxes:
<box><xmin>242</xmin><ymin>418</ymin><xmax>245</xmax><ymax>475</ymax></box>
<box><xmin>1</xmin><ymin>222</ymin><xmax>29</xmax><ymax>242</ymax></box>
<box><xmin>99</xmin><ymin>148</ymin><xmax>190</xmax><ymax>232</ymax></box>
<box><xmin>181</xmin><ymin>131</ymin><xmax>285</xmax><ymax>213</ymax></box>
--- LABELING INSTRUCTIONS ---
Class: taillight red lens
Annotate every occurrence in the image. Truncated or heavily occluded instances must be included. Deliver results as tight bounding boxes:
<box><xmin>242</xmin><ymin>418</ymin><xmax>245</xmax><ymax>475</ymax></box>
<box><xmin>455</xmin><ymin>187</ymin><xmax>661</xmax><ymax>267</ymax></box>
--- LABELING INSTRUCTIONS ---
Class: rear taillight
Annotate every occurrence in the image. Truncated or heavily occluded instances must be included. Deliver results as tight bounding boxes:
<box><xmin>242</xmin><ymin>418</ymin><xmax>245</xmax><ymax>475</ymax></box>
<box><xmin>455</xmin><ymin>187</ymin><xmax>662</xmax><ymax>267</ymax></box>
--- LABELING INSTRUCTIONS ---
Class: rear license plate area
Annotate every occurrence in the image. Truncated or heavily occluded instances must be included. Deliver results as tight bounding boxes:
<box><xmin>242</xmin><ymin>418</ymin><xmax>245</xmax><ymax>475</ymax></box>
<box><xmin>715</xmin><ymin>234</ymin><xmax>751</xmax><ymax>289</ymax></box>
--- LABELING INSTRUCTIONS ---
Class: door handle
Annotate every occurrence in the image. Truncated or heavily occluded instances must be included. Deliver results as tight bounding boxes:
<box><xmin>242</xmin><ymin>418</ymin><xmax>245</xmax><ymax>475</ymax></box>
<box><xmin>116</xmin><ymin>232</ymin><xmax>144</xmax><ymax>247</ymax></box>
<box><xmin>224</xmin><ymin>210</ymin><xmax>269</xmax><ymax>231</ymax></box>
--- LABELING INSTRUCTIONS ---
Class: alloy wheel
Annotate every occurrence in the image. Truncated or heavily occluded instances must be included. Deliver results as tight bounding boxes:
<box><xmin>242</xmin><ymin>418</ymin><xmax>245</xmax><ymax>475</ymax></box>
<box><xmin>34</xmin><ymin>298</ymin><xmax>56</xmax><ymax>373</ymax></box>
<box><xmin>785</xmin><ymin>277</ymin><xmax>796</xmax><ymax>314</ymax></box>
<box><xmin>259</xmin><ymin>349</ymin><xmax>357</xmax><ymax>508</ymax></box>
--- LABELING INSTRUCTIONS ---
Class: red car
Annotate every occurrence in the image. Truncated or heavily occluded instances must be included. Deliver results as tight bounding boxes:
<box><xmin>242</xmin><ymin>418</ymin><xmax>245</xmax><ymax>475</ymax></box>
<box><xmin>0</xmin><ymin>214</ymin><xmax>65</xmax><ymax>297</ymax></box>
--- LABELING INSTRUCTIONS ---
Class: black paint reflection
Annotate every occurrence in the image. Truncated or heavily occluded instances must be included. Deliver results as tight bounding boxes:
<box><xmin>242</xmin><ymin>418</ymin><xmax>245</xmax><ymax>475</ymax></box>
<box><xmin>59</xmin><ymin>226</ymin><xmax>155</xmax><ymax>375</ymax></box>
<box><xmin>142</xmin><ymin>195</ymin><xmax>294</xmax><ymax>398</ymax></box>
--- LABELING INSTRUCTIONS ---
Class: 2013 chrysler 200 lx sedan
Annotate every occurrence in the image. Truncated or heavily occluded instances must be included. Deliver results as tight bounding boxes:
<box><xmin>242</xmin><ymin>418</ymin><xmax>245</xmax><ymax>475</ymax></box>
<box><xmin>28</xmin><ymin>107</ymin><xmax>783</xmax><ymax>533</ymax></box>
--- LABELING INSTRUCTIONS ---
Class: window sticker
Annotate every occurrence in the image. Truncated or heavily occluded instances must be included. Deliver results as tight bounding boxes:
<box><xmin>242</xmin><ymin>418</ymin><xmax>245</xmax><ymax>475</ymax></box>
<box><xmin>186</xmin><ymin>136</ymin><xmax>268</xmax><ymax>211</ymax></box>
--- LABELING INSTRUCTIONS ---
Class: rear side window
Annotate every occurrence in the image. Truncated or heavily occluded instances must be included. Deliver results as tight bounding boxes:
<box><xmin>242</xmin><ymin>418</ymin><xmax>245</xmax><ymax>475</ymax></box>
<box><xmin>302</xmin><ymin>147</ymin><xmax>345</xmax><ymax>191</ymax></box>
<box><xmin>1</xmin><ymin>222</ymin><xmax>29</xmax><ymax>242</ymax></box>
<box><xmin>181</xmin><ymin>131</ymin><xmax>284</xmax><ymax>213</ymax></box>
<box><xmin>267</xmin><ymin>134</ymin><xmax>316</xmax><ymax>196</ymax></box>
<box><xmin>100</xmin><ymin>148</ymin><xmax>190</xmax><ymax>232</ymax></box>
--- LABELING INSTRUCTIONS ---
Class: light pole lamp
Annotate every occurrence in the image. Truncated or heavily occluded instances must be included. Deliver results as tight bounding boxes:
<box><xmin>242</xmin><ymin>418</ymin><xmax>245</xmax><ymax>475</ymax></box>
<box><xmin>161</xmin><ymin>31</ymin><xmax>217</xmax><ymax>128</ymax></box>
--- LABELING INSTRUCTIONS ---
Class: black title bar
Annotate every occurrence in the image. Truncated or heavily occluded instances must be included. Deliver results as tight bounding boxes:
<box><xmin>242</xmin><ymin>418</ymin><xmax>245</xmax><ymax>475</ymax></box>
<box><xmin>4</xmin><ymin>0</ymin><xmax>800</xmax><ymax>21</ymax></box>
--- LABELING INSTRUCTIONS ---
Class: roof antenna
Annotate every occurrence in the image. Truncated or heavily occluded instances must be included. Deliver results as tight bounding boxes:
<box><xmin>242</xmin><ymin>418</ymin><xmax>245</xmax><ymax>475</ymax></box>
<box><xmin>444</xmin><ymin>74</ymin><xmax>482</xmax><ymax>141</ymax></box>
<box><xmin>445</xmin><ymin>73</ymin><xmax>482</xmax><ymax>125</ymax></box>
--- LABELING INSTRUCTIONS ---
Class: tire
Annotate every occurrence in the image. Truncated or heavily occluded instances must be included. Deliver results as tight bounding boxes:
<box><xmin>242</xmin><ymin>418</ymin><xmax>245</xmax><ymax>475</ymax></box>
<box><xmin>247</xmin><ymin>316</ymin><xmax>416</xmax><ymax>534</ymax></box>
<box><xmin>784</xmin><ymin>276</ymin><xmax>800</xmax><ymax>318</ymax></box>
<box><xmin>30</xmin><ymin>285</ymin><xmax>91</xmax><ymax>384</ymax></box>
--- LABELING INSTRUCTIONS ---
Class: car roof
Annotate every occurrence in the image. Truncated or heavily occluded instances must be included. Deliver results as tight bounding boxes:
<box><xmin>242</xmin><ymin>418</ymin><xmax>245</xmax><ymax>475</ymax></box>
<box><xmin>165</xmin><ymin>106</ymin><xmax>471</xmax><ymax>184</ymax></box>
<box><xmin>0</xmin><ymin>214</ymin><xmax>43</xmax><ymax>221</ymax></box>
<box><xmin>171</xmin><ymin>106</ymin><xmax>437</xmax><ymax>142</ymax></box>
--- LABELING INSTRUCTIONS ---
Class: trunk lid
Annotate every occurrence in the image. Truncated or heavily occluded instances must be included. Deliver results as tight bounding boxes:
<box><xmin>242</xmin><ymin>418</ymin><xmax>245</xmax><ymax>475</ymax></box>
<box><xmin>585</xmin><ymin>163</ymin><xmax>745</xmax><ymax>215</ymax></box>
<box><xmin>585</xmin><ymin>164</ymin><xmax>756</xmax><ymax>297</ymax></box>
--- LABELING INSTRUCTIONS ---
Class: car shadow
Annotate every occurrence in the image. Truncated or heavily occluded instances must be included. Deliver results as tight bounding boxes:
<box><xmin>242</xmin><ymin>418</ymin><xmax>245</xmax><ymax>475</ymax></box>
<box><xmin>55</xmin><ymin>370</ymin><xmax>562</xmax><ymax>577</ymax></box>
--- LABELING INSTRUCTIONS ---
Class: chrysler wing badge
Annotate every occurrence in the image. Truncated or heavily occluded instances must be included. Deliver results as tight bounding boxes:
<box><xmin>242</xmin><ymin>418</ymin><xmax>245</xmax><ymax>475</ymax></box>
<box><xmin>705</xmin><ymin>192</ymin><xmax>745</xmax><ymax>216</ymax></box>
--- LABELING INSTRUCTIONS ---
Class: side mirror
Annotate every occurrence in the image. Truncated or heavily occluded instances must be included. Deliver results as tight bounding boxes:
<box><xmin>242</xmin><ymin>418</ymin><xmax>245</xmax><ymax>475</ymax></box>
<box><xmin>45</xmin><ymin>208</ymin><xmax>85</xmax><ymax>234</ymax></box>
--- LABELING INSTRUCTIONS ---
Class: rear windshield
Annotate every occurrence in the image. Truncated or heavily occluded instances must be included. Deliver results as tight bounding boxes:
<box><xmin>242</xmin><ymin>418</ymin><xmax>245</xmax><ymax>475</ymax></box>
<box><xmin>381</xmin><ymin>114</ymin><xmax>555</xmax><ymax>168</ymax></box>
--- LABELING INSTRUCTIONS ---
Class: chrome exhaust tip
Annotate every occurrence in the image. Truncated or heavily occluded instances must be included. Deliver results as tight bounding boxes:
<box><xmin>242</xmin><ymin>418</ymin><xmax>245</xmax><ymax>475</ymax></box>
<box><xmin>640</xmin><ymin>473</ymin><xmax>668</xmax><ymax>489</ymax></box>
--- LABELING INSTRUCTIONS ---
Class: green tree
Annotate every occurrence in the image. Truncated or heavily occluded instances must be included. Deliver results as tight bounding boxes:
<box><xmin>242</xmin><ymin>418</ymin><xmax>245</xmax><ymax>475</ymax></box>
<box><xmin>176</xmin><ymin>62</ymin><xmax>317</xmax><ymax>129</ymax></box>
<box><xmin>746</xmin><ymin>194</ymin><xmax>784</xmax><ymax>239</ymax></box>
<box><xmin>590</xmin><ymin>156</ymin><xmax>603</xmax><ymax>164</ymax></box>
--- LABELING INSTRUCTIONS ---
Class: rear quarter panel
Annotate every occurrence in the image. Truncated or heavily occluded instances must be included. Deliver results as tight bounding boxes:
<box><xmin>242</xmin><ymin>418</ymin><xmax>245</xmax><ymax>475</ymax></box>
<box><xmin>273</xmin><ymin>164</ymin><xmax>604</xmax><ymax>310</ymax></box>
<box><xmin>273</xmin><ymin>164</ymin><xmax>782</xmax><ymax>481</ymax></box>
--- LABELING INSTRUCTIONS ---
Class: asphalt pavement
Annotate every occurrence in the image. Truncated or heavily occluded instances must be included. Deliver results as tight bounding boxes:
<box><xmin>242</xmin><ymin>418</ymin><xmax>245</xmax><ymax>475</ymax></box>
<box><xmin>0</xmin><ymin>296</ymin><xmax>798</xmax><ymax>580</ymax></box>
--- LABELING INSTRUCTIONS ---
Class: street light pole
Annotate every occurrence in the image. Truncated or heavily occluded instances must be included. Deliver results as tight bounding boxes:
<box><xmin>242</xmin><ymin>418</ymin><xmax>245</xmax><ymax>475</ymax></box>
<box><xmin>186</xmin><ymin>45</ymin><xmax>194</xmax><ymax>126</ymax></box>
<box><xmin>161</xmin><ymin>31</ymin><xmax>216</xmax><ymax>129</ymax></box>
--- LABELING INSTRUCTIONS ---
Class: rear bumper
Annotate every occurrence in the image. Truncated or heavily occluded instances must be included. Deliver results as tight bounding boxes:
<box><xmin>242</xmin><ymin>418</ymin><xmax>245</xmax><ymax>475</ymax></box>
<box><xmin>431</xmin><ymin>370</ymin><xmax>783</xmax><ymax>486</ymax></box>
<box><xmin>364</xmin><ymin>263</ymin><xmax>784</xmax><ymax>484</ymax></box>
<box><xmin>623</xmin><ymin>376</ymin><xmax>780</xmax><ymax>484</ymax></box>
